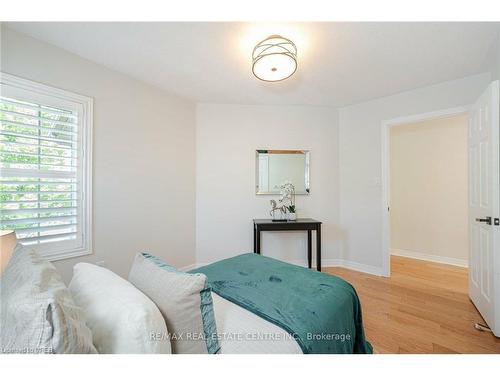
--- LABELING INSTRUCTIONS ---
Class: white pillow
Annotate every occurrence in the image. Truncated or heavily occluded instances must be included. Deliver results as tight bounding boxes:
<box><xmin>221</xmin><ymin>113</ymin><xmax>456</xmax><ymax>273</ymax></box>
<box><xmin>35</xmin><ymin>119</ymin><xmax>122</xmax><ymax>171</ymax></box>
<box><xmin>1</xmin><ymin>244</ymin><xmax>97</xmax><ymax>354</ymax></box>
<box><xmin>69</xmin><ymin>263</ymin><xmax>171</xmax><ymax>354</ymax></box>
<box><xmin>128</xmin><ymin>253</ymin><xmax>220</xmax><ymax>354</ymax></box>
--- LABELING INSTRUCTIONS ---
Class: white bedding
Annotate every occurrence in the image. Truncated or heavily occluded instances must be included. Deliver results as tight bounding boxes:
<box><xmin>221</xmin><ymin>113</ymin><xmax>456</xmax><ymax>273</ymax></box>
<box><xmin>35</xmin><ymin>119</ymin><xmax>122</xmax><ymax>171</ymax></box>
<box><xmin>211</xmin><ymin>293</ymin><xmax>302</xmax><ymax>354</ymax></box>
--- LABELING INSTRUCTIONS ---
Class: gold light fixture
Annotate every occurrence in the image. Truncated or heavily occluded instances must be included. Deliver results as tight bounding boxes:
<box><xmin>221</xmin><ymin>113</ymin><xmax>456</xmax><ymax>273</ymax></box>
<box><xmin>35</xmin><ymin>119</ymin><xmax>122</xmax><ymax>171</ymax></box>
<box><xmin>252</xmin><ymin>35</ymin><xmax>297</xmax><ymax>82</ymax></box>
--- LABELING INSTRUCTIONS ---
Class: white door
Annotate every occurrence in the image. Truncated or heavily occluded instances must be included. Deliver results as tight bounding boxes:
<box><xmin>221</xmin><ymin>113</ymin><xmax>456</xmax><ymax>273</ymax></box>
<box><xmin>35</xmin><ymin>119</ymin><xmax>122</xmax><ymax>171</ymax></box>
<box><xmin>469</xmin><ymin>80</ymin><xmax>499</xmax><ymax>336</ymax></box>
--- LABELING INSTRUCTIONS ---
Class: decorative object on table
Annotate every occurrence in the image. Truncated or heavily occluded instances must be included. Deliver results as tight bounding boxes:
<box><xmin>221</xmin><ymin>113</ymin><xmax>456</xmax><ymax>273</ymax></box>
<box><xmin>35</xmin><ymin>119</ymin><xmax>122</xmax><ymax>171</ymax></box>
<box><xmin>269</xmin><ymin>182</ymin><xmax>298</xmax><ymax>222</ymax></box>
<box><xmin>269</xmin><ymin>199</ymin><xmax>287</xmax><ymax>222</ymax></box>
<box><xmin>277</xmin><ymin>181</ymin><xmax>297</xmax><ymax>221</ymax></box>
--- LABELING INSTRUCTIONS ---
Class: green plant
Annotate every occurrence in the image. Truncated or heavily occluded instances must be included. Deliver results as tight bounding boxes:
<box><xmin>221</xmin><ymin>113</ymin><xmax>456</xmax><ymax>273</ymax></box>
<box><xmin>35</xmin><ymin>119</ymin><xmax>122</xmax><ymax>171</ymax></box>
<box><xmin>288</xmin><ymin>205</ymin><xmax>296</xmax><ymax>213</ymax></box>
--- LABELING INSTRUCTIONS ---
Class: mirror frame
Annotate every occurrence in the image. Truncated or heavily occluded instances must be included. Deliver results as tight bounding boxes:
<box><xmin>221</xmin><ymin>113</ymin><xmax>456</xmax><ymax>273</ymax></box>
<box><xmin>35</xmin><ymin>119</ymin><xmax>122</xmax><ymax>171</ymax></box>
<box><xmin>255</xmin><ymin>149</ymin><xmax>310</xmax><ymax>195</ymax></box>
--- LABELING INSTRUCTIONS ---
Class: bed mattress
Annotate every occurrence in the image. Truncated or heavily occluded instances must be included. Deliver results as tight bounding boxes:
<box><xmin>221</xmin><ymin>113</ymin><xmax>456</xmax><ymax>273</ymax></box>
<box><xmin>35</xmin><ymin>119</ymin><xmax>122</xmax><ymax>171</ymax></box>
<box><xmin>212</xmin><ymin>293</ymin><xmax>302</xmax><ymax>354</ymax></box>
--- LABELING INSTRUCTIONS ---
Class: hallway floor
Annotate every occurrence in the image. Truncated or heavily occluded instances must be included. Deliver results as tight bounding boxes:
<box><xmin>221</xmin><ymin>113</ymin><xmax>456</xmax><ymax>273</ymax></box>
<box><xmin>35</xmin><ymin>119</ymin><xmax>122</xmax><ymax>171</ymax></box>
<box><xmin>325</xmin><ymin>256</ymin><xmax>500</xmax><ymax>353</ymax></box>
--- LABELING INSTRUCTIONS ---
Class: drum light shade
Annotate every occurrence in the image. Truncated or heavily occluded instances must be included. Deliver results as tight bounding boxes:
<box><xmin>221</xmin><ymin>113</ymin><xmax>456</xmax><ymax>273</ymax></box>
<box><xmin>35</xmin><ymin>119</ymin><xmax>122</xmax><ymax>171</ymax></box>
<box><xmin>252</xmin><ymin>35</ymin><xmax>297</xmax><ymax>82</ymax></box>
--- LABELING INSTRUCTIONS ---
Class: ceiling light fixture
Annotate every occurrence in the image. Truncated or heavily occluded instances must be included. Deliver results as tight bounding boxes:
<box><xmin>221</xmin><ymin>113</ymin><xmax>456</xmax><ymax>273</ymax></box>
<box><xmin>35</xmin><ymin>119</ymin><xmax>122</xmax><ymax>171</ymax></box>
<box><xmin>252</xmin><ymin>35</ymin><xmax>297</xmax><ymax>82</ymax></box>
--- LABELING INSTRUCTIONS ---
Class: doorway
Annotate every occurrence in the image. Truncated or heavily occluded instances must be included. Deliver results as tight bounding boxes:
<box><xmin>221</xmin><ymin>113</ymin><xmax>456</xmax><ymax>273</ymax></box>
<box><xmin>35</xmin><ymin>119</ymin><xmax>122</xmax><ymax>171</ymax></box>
<box><xmin>380</xmin><ymin>107</ymin><xmax>469</xmax><ymax>277</ymax></box>
<box><xmin>390</xmin><ymin>113</ymin><xmax>469</xmax><ymax>266</ymax></box>
<box><xmin>380</xmin><ymin>82</ymin><xmax>500</xmax><ymax>337</ymax></box>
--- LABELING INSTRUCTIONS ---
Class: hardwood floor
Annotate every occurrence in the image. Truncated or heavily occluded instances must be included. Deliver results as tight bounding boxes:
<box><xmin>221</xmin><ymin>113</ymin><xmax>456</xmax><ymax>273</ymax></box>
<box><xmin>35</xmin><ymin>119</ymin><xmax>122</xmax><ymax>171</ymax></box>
<box><xmin>324</xmin><ymin>256</ymin><xmax>500</xmax><ymax>353</ymax></box>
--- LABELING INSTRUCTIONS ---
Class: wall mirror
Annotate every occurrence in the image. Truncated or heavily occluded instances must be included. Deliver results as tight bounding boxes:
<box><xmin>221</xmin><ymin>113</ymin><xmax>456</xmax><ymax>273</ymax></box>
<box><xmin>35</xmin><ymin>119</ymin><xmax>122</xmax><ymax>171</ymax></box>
<box><xmin>255</xmin><ymin>150</ymin><xmax>310</xmax><ymax>195</ymax></box>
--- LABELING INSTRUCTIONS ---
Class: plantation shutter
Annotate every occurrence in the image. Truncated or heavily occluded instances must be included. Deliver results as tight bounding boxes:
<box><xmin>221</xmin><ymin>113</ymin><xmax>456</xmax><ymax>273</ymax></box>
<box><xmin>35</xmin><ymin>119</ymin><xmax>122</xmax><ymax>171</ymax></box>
<box><xmin>0</xmin><ymin>89</ymin><xmax>85</xmax><ymax>255</ymax></box>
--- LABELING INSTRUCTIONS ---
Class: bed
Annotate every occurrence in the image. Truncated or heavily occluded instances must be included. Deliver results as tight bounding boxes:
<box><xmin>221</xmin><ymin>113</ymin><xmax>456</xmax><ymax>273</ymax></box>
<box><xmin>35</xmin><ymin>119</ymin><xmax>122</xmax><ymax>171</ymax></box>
<box><xmin>1</xmin><ymin>242</ymin><xmax>372</xmax><ymax>354</ymax></box>
<box><xmin>213</xmin><ymin>293</ymin><xmax>303</xmax><ymax>353</ymax></box>
<box><xmin>192</xmin><ymin>253</ymin><xmax>373</xmax><ymax>354</ymax></box>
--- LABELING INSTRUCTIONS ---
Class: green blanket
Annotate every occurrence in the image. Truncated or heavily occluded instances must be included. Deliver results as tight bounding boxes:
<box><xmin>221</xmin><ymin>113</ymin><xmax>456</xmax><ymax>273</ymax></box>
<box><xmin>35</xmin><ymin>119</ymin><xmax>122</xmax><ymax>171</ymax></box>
<box><xmin>191</xmin><ymin>254</ymin><xmax>373</xmax><ymax>354</ymax></box>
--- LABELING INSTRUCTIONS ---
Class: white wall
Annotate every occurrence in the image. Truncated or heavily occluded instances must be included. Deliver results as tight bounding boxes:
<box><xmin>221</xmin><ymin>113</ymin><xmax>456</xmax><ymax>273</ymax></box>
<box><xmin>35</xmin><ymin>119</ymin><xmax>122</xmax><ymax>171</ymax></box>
<box><xmin>488</xmin><ymin>29</ymin><xmax>500</xmax><ymax>81</ymax></box>
<box><xmin>196</xmin><ymin>104</ymin><xmax>339</xmax><ymax>266</ymax></box>
<box><xmin>390</xmin><ymin>114</ymin><xmax>469</xmax><ymax>266</ymax></box>
<box><xmin>1</xmin><ymin>27</ymin><xmax>197</xmax><ymax>282</ymax></box>
<box><xmin>338</xmin><ymin>73</ymin><xmax>491</xmax><ymax>273</ymax></box>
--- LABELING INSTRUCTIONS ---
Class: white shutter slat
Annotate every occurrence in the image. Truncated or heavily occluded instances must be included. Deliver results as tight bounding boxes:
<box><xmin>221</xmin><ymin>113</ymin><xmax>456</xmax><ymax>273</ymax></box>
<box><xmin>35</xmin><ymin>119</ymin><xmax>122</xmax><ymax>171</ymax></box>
<box><xmin>15</xmin><ymin>223</ymin><xmax>77</xmax><ymax>235</ymax></box>
<box><xmin>0</xmin><ymin>191</ymin><xmax>78</xmax><ymax>196</ymax></box>
<box><xmin>20</xmin><ymin>232</ymin><xmax>78</xmax><ymax>244</ymax></box>
<box><xmin>1</xmin><ymin>150</ymin><xmax>77</xmax><ymax>161</ymax></box>
<box><xmin>0</xmin><ymin>160</ymin><xmax>76</xmax><ymax>168</ymax></box>
<box><xmin>2</xmin><ymin>215</ymin><xmax>77</xmax><ymax>226</ymax></box>
<box><xmin>0</xmin><ymin>131</ymin><xmax>77</xmax><ymax>146</ymax></box>
<box><xmin>1</xmin><ymin>119</ymin><xmax>78</xmax><ymax>136</ymax></box>
<box><xmin>1</xmin><ymin>143</ymin><xmax>76</xmax><ymax>157</ymax></box>
<box><xmin>0</xmin><ymin>163</ymin><xmax>77</xmax><ymax>173</ymax></box>
<box><xmin>2</xmin><ymin>198</ymin><xmax>77</xmax><ymax>204</ymax></box>
<box><xmin>0</xmin><ymin>138</ymin><xmax>75</xmax><ymax>152</ymax></box>
<box><xmin>0</xmin><ymin>109</ymin><xmax>78</xmax><ymax>127</ymax></box>
<box><xmin>0</xmin><ymin>180</ymin><xmax>75</xmax><ymax>185</ymax></box>
<box><xmin>0</xmin><ymin>128</ymin><xmax>76</xmax><ymax>144</ymax></box>
<box><xmin>1</xmin><ymin>167</ymin><xmax>76</xmax><ymax>179</ymax></box>
<box><xmin>1</xmin><ymin>207</ymin><xmax>77</xmax><ymax>215</ymax></box>
<box><xmin>0</xmin><ymin>98</ymin><xmax>79</xmax><ymax>121</ymax></box>
<box><xmin>1</xmin><ymin>191</ymin><xmax>76</xmax><ymax>197</ymax></box>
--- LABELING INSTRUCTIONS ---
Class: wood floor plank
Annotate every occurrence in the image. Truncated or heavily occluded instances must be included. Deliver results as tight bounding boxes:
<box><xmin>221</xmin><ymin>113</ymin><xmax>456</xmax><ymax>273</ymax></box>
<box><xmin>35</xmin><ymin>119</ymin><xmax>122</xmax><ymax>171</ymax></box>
<box><xmin>324</xmin><ymin>256</ymin><xmax>500</xmax><ymax>354</ymax></box>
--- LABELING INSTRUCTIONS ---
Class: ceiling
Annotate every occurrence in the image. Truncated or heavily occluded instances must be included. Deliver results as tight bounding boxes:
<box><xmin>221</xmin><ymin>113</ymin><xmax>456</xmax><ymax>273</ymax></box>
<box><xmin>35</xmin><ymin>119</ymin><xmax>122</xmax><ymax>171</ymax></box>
<box><xmin>5</xmin><ymin>22</ymin><xmax>500</xmax><ymax>107</ymax></box>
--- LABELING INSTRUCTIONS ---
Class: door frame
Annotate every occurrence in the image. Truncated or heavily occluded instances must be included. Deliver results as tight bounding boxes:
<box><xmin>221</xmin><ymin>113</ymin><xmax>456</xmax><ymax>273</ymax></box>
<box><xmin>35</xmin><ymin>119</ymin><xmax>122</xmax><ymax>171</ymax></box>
<box><xmin>380</xmin><ymin>105</ymin><xmax>470</xmax><ymax>277</ymax></box>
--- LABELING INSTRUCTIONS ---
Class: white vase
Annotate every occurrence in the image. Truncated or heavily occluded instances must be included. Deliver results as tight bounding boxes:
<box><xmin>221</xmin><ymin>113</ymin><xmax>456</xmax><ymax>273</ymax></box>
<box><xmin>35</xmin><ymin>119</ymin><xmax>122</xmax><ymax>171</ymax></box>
<box><xmin>271</xmin><ymin>210</ymin><xmax>287</xmax><ymax>221</ymax></box>
<box><xmin>288</xmin><ymin>212</ymin><xmax>297</xmax><ymax>221</ymax></box>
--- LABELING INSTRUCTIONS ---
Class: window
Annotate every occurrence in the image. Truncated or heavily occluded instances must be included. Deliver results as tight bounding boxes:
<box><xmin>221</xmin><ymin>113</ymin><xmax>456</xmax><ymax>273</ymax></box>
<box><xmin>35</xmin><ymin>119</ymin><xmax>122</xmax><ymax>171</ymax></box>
<box><xmin>0</xmin><ymin>73</ymin><xmax>92</xmax><ymax>260</ymax></box>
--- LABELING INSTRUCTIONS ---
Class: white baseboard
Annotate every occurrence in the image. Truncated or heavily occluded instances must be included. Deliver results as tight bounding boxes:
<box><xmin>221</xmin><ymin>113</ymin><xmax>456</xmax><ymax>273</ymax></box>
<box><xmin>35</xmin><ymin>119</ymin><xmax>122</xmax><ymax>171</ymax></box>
<box><xmin>391</xmin><ymin>248</ymin><xmax>468</xmax><ymax>268</ymax></box>
<box><xmin>333</xmin><ymin>259</ymin><xmax>385</xmax><ymax>276</ymax></box>
<box><xmin>287</xmin><ymin>258</ymin><xmax>384</xmax><ymax>276</ymax></box>
<box><xmin>183</xmin><ymin>257</ymin><xmax>384</xmax><ymax>276</ymax></box>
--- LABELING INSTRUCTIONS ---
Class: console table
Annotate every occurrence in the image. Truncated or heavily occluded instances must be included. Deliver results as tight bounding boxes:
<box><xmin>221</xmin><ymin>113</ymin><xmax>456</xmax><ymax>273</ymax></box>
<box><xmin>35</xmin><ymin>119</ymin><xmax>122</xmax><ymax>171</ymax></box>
<box><xmin>253</xmin><ymin>218</ymin><xmax>322</xmax><ymax>271</ymax></box>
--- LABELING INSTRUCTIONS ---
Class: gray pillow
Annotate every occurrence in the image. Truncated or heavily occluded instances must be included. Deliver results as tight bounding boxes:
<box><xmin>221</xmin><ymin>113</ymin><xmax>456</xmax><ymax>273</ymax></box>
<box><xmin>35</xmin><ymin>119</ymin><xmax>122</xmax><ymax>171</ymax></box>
<box><xmin>128</xmin><ymin>253</ymin><xmax>220</xmax><ymax>354</ymax></box>
<box><xmin>0</xmin><ymin>244</ymin><xmax>97</xmax><ymax>354</ymax></box>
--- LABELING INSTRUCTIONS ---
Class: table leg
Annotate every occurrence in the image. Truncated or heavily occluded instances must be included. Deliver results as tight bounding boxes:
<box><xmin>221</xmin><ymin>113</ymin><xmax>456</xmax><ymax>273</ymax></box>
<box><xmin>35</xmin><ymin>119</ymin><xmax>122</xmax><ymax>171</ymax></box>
<box><xmin>316</xmin><ymin>227</ymin><xmax>321</xmax><ymax>272</ymax></box>
<box><xmin>253</xmin><ymin>225</ymin><xmax>256</xmax><ymax>253</ymax></box>
<box><xmin>307</xmin><ymin>230</ymin><xmax>312</xmax><ymax>269</ymax></box>
<box><xmin>256</xmin><ymin>228</ymin><xmax>261</xmax><ymax>255</ymax></box>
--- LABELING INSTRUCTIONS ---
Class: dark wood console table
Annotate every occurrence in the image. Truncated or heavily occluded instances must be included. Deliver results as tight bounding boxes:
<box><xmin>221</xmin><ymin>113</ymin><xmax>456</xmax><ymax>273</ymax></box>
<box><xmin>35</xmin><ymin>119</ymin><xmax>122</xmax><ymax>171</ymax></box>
<box><xmin>253</xmin><ymin>218</ymin><xmax>322</xmax><ymax>271</ymax></box>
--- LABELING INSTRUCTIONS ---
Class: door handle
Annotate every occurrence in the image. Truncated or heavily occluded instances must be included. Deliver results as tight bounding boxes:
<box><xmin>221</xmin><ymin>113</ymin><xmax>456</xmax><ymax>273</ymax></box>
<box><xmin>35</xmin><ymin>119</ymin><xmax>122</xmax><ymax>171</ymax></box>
<box><xmin>476</xmin><ymin>216</ymin><xmax>492</xmax><ymax>225</ymax></box>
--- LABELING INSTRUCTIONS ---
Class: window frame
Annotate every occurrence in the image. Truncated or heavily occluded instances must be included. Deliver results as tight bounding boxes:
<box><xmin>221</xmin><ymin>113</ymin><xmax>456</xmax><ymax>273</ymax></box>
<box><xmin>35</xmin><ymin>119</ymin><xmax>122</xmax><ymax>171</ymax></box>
<box><xmin>0</xmin><ymin>72</ymin><xmax>93</xmax><ymax>260</ymax></box>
